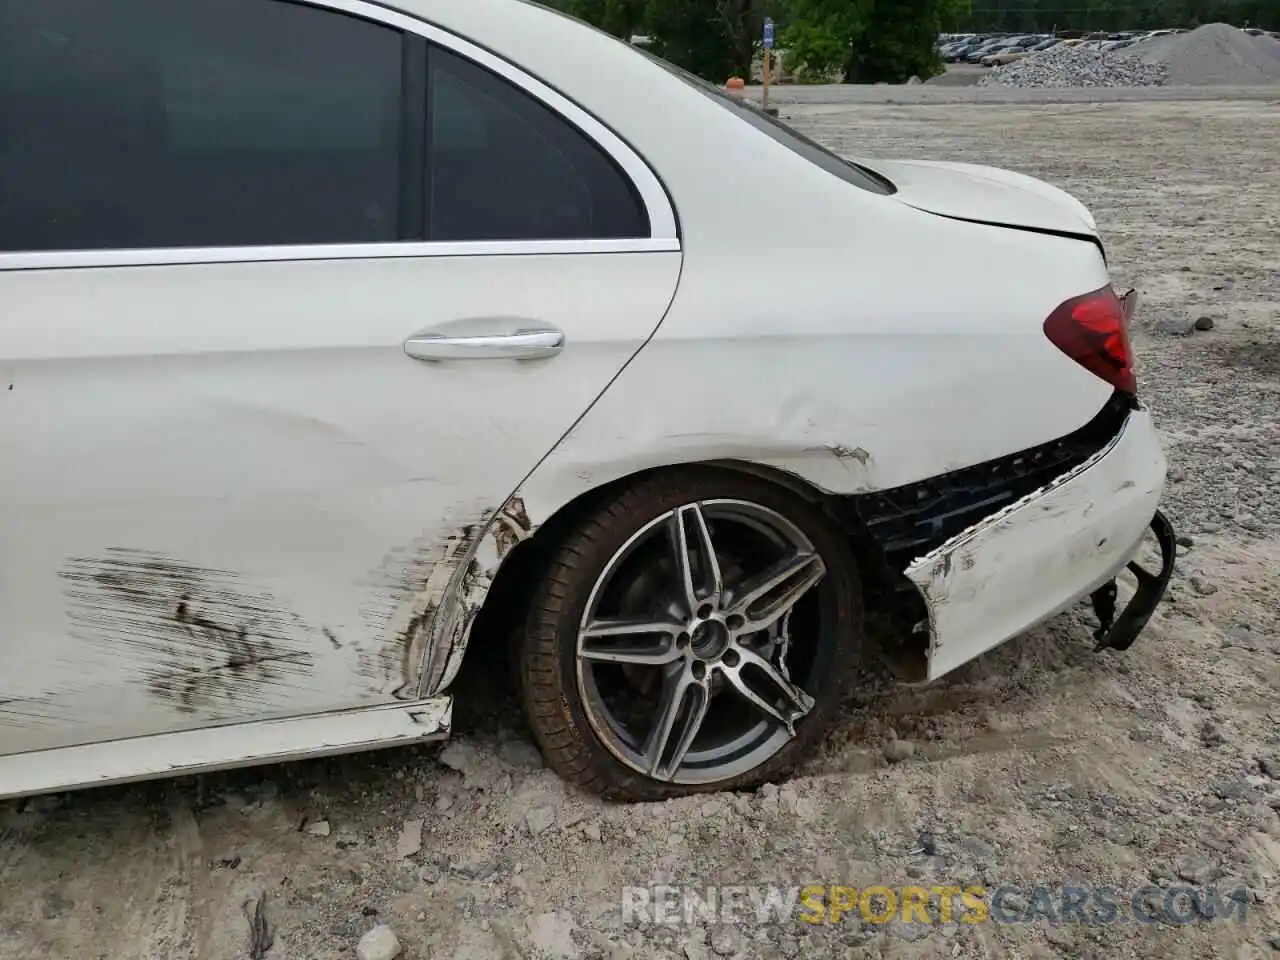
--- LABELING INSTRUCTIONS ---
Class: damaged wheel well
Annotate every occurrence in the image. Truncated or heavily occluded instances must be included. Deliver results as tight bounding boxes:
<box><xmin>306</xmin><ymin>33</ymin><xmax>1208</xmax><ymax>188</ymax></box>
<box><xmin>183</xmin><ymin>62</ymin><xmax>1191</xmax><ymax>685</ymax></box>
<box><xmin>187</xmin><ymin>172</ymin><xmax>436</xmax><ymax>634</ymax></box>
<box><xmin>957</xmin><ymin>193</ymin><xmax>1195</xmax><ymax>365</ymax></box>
<box><xmin>461</xmin><ymin>393</ymin><xmax>1133</xmax><ymax>691</ymax></box>
<box><xmin>461</xmin><ymin>460</ymin><xmax>923</xmax><ymax>687</ymax></box>
<box><xmin>458</xmin><ymin>391</ymin><xmax>1131</xmax><ymax>691</ymax></box>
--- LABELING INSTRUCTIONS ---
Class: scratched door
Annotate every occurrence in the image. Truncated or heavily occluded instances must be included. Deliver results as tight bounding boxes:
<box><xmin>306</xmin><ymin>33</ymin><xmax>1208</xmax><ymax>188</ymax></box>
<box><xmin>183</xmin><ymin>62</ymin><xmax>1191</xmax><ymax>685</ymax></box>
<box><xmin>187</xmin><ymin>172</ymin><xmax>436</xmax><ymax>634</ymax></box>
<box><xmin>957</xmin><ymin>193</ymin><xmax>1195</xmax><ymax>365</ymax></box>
<box><xmin>0</xmin><ymin>0</ymin><xmax>680</xmax><ymax>754</ymax></box>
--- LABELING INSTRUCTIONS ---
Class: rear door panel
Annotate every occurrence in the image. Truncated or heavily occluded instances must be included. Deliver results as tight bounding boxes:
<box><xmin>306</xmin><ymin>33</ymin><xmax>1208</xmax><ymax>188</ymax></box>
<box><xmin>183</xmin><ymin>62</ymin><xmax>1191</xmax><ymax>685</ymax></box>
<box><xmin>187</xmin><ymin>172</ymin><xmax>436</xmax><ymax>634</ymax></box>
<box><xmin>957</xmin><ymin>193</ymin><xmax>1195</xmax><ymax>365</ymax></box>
<box><xmin>0</xmin><ymin>0</ymin><xmax>681</xmax><ymax>756</ymax></box>
<box><xmin>0</xmin><ymin>250</ymin><xmax>680</xmax><ymax>754</ymax></box>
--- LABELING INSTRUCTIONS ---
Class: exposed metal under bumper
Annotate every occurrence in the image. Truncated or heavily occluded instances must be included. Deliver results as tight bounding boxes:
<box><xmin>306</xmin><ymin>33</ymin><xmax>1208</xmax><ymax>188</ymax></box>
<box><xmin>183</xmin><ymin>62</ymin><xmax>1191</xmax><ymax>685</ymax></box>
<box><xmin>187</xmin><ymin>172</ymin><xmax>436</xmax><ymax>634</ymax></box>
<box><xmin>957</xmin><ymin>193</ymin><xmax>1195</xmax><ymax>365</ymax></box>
<box><xmin>855</xmin><ymin>392</ymin><xmax>1135</xmax><ymax>574</ymax></box>
<box><xmin>1091</xmin><ymin>509</ymin><xmax>1176</xmax><ymax>652</ymax></box>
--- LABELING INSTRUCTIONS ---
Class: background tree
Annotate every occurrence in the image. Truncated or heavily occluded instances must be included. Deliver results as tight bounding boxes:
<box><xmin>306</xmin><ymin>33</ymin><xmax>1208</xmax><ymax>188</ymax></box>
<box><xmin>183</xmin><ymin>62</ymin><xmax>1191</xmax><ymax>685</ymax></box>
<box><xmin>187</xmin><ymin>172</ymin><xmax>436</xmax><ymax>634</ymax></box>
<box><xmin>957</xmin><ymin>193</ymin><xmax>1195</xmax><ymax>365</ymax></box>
<box><xmin>552</xmin><ymin>0</ymin><xmax>1277</xmax><ymax>86</ymax></box>
<box><xmin>640</xmin><ymin>0</ymin><xmax>769</xmax><ymax>79</ymax></box>
<box><xmin>960</xmin><ymin>0</ymin><xmax>1277</xmax><ymax>31</ymax></box>
<box><xmin>780</xmin><ymin>0</ymin><xmax>873</xmax><ymax>79</ymax></box>
<box><xmin>561</xmin><ymin>0</ymin><xmax>648</xmax><ymax>38</ymax></box>
<box><xmin>784</xmin><ymin>0</ymin><xmax>970</xmax><ymax>81</ymax></box>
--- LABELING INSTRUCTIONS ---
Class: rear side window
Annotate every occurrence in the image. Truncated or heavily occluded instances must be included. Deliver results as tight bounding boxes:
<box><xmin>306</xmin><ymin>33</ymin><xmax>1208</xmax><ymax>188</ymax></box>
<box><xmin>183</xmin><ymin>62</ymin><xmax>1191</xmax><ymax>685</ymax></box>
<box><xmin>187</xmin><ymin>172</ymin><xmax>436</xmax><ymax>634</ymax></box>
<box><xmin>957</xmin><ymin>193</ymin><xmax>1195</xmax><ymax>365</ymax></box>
<box><xmin>427</xmin><ymin>46</ymin><xmax>649</xmax><ymax>242</ymax></box>
<box><xmin>0</xmin><ymin>0</ymin><xmax>653</xmax><ymax>254</ymax></box>
<box><xmin>0</xmin><ymin>0</ymin><xmax>406</xmax><ymax>251</ymax></box>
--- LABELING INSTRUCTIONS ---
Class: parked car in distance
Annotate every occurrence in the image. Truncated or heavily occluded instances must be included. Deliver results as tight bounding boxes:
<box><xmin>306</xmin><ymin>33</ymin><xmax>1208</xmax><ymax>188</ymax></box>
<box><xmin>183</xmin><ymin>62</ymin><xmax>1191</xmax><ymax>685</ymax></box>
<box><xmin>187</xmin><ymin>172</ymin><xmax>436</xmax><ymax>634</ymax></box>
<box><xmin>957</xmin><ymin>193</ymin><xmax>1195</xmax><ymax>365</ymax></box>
<box><xmin>963</xmin><ymin>38</ymin><xmax>1012</xmax><ymax>62</ymax></box>
<box><xmin>944</xmin><ymin>41</ymin><xmax>984</xmax><ymax>62</ymax></box>
<box><xmin>980</xmin><ymin>34</ymin><xmax>1056</xmax><ymax>65</ymax></box>
<box><xmin>0</xmin><ymin>0</ymin><xmax>1177</xmax><ymax>803</ymax></box>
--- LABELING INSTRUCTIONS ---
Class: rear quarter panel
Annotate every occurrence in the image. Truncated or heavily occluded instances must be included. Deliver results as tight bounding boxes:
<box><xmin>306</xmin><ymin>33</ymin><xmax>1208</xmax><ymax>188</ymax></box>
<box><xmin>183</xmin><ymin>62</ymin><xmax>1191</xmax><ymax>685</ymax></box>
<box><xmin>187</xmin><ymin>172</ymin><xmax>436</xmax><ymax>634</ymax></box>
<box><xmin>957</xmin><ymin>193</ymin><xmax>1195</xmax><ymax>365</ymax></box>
<box><xmin>519</xmin><ymin>204</ymin><xmax>1115</xmax><ymax>520</ymax></box>
<box><xmin>410</xmin><ymin>6</ymin><xmax>1117</xmax><ymax>512</ymax></box>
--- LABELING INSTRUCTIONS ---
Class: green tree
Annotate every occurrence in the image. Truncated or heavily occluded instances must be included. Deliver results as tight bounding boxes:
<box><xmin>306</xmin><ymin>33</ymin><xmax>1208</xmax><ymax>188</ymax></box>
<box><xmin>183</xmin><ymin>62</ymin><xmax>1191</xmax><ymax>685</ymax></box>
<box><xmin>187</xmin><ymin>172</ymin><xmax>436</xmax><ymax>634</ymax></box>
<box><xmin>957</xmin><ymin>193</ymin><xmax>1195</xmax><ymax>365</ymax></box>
<box><xmin>782</xmin><ymin>0</ymin><xmax>873</xmax><ymax>79</ymax></box>
<box><xmin>563</xmin><ymin>0</ymin><xmax>647</xmax><ymax>38</ymax></box>
<box><xmin>785</xmin><ymin>0</ymin><xmax>969</xmax><ymax>82</ymax></box>
<box><xmin>642</xmin><ymin>0</ymin><xmax>768</xmax><ymax>80</ymax></box>
<box><xmin>959</xmin><ymin>0</ymin><xmax>1279</xmax><ymax>30</ymax></box>
<box><xmin>560</xmin><ymin>0</ymin><xmax>776</xmax><ymax>81</ymax></box>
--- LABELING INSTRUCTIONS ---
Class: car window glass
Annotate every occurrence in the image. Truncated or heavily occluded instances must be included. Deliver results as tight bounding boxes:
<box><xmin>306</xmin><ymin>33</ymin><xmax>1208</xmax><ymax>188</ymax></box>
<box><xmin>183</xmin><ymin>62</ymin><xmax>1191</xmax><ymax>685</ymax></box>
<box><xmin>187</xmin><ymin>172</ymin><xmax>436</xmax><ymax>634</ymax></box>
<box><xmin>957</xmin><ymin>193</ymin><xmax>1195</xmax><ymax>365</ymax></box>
<box><xmin>427</xmin><ymin>46</ymin><xmax>649</xmax><ymax>242</ymax></box>
<box><xmin>508</xmin><ymin>0</ymin><xmax>891</xmax><ymax>196</ymax></box>
<box><xmin>0</xmin><ymin>0</ymin><xmax>405</xmax><ymax>252</ymax></box>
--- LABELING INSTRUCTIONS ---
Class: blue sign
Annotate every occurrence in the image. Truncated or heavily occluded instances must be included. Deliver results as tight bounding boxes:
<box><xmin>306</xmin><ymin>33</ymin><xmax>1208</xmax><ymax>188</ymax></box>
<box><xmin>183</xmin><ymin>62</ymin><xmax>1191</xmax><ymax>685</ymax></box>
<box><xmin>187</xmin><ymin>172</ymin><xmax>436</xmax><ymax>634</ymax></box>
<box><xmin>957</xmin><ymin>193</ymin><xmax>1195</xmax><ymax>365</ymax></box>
<box><xmin>763</xmin><ymin>17</ymin><xmax>774</xmax><ymax>49</ymax></box>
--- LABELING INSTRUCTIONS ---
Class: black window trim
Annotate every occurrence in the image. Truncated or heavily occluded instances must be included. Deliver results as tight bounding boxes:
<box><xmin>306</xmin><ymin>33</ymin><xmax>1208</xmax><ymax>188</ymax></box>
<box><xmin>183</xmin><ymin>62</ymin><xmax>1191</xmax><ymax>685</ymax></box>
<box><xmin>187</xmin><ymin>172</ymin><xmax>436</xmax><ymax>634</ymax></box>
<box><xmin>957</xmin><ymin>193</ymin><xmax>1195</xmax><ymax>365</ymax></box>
<box><xmin>0</xmin><ymin>0</ymin><xmax>679</xmax><ymax>272</ymax></box>
<box><xmin>398</xmin><ymin>32</ymin><xmax>429</xmax><ymax>241</ymax></box>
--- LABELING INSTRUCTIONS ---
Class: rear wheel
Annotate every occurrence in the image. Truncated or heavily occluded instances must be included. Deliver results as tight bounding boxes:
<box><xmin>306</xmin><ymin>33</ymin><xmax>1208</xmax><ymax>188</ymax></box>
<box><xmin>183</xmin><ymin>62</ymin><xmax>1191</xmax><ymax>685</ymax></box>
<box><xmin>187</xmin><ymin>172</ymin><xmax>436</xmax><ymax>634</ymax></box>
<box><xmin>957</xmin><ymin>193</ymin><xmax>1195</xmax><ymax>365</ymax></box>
<box><xmin>517</xmin><ymin>467</ymin><xmax>864</xmax><ymax>801</ymax></box>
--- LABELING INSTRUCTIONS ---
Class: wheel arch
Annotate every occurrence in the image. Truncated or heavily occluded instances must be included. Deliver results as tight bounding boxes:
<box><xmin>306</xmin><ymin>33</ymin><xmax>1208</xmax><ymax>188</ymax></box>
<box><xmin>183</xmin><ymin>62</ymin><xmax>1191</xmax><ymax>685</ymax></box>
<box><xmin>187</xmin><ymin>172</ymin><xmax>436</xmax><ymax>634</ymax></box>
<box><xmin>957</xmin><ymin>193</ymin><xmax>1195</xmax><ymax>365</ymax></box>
<box><xmin>433</xmin><ymin>458</ymin><xmax>908</xmax><ymax>697</ymax></box>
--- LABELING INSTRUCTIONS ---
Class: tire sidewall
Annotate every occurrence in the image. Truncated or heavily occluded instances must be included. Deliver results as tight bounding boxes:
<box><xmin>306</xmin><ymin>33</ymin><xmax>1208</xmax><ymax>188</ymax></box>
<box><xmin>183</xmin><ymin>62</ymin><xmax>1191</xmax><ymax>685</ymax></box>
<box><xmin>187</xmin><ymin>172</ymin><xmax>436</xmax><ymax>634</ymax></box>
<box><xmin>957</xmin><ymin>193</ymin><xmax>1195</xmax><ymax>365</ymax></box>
<box><xmin>523</xmin><ymin>468</ymin><xmax>864</xmax><ymax>800</ymax></box>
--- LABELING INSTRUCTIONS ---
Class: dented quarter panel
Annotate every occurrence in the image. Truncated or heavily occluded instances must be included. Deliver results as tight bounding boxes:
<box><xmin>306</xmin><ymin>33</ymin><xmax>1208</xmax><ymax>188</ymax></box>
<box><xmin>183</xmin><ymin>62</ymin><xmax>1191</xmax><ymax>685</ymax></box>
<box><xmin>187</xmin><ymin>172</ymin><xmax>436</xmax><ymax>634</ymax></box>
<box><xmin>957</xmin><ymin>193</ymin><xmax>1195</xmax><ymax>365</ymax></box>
<box><xmin>456</xmin><ymin>229</ymin><xmax>1128</xmax><ymax>690</ymax></box>
<box><xmin>905</xmin><ymin>409</ymin><xmax>1167</xmax><ymax>680</ymax></box>
<box><xmin>0</xmin><ymin>250</ymin><xmax>680</xmax><ymax>757</ymax></box>
<box><xmin>513</xmin><ymin>222</ymin><xmax>1115</xmax><ymax>529</ymax></box>
<box><xmin>408</xmin><ymin>1</ymin><xmax>1116</xmax><ymax>516</ymax></box>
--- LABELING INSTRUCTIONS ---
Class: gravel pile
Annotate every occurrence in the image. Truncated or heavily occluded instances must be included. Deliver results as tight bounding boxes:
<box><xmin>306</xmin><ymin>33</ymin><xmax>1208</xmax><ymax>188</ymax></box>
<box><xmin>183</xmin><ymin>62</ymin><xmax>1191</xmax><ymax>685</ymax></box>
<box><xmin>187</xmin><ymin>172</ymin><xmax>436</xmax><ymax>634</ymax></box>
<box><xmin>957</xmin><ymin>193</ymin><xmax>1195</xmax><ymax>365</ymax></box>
<box><xmin>979</xmin><ymin>42</ymin><xmax>1167</xmax><ymax>88</ymax></box>
<box><xmin>1124</xmin><ymin>22</ymin><xmax>1280</xmax><ymax>84</ymax></box>
<box><xmin>981</xmin><ymin>23</ymin><xmax>1280</xmax><ymax>89</ymax></box>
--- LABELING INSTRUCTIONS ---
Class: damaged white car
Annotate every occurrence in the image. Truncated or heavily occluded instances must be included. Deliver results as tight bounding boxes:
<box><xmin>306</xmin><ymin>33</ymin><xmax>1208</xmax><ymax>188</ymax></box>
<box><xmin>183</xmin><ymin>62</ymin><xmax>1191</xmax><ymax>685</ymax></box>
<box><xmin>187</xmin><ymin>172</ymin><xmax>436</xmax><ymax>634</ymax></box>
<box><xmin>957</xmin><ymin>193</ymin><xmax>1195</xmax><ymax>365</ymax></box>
<box><xmin>0</xmin><ymin>0</ymin><xmax>1173</xmax><ymax>801</ymax></box>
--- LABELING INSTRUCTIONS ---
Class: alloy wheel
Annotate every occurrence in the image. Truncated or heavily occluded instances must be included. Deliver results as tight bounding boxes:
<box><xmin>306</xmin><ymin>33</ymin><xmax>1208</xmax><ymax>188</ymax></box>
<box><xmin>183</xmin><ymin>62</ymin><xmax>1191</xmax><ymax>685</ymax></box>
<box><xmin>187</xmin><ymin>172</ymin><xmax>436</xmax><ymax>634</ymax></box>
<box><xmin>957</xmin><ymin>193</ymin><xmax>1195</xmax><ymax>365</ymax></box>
<box><xmin>574</xmin><ymin>499</ymin><xmax>829</xmax><ymax>785</ymax></box>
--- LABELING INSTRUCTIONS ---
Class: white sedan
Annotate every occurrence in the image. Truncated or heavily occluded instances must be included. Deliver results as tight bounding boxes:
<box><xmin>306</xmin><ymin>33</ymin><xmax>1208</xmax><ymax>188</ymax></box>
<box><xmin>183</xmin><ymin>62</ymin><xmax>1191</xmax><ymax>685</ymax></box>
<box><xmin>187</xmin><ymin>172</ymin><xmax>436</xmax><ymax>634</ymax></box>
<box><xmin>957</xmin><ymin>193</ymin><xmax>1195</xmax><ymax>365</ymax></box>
<box><xmin>0</xmin><ymin>0</ymin><xmax>1174</xmax><ymax>801</ymax></box>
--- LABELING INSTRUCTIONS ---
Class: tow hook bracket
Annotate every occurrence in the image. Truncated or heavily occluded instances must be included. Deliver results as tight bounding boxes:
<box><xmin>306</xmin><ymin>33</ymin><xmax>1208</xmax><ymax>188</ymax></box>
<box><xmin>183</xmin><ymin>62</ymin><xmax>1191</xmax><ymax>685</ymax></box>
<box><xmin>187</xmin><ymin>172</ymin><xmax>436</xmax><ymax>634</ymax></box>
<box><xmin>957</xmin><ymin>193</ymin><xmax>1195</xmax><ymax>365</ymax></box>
<box><xmin>1092</xmin><ymin>510</ymin><xmax>1176</xmax><ymax>653</ymax></box>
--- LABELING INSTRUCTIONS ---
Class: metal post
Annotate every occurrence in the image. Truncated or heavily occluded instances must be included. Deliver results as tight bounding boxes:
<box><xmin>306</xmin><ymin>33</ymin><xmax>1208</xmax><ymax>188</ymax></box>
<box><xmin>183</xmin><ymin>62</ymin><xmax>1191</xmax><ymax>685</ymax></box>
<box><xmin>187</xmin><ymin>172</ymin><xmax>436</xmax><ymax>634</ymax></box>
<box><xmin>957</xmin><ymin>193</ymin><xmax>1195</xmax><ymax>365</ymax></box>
<box><xmin>761</xmin><ymin>16</ymin><xmax>777</xmax><ymax>116</ymax></box>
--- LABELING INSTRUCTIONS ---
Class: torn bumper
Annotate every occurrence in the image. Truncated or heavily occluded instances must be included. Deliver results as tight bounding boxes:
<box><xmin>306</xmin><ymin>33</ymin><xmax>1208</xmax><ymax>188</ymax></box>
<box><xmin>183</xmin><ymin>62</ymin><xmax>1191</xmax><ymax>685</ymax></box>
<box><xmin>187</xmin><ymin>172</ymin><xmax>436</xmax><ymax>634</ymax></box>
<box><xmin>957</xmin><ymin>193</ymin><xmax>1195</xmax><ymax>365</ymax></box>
<box><xmin>905</xmin><ymin>407</ymin><xmax>1168</xmax><ymax>681</ymax></box>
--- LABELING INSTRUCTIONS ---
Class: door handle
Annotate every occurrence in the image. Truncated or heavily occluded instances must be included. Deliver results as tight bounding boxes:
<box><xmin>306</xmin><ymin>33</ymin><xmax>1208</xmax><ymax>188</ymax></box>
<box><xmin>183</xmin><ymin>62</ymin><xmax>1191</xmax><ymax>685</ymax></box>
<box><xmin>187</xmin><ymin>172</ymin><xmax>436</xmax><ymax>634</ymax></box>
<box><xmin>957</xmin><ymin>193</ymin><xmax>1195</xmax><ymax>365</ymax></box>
<box><xmin>404</xmin><ymin>326</ymin><xmax>565</xmax><ymax>362</ymax></box>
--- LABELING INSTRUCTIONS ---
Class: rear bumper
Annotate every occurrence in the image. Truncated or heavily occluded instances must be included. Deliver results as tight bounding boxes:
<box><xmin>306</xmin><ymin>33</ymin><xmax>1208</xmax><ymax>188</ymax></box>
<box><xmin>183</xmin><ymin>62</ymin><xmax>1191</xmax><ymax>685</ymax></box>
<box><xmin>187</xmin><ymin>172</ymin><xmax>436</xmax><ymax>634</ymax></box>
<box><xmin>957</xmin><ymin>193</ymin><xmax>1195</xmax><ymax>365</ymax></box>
<box><xmin>905</xmin><ymin>407</ymin><xmax>1168</xmax><ymax>680</ymax></box>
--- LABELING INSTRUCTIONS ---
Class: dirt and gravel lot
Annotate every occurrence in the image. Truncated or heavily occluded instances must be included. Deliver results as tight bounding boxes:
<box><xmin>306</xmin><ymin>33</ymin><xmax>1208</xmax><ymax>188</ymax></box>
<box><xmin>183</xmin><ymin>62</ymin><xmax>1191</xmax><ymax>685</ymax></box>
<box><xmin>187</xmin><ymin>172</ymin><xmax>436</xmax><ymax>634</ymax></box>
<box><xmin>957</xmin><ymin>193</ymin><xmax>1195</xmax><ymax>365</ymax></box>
<box><xmin>2</xmin><ymin>94</ymin><xmax>1279</xmax><ymax>960</ymax></box>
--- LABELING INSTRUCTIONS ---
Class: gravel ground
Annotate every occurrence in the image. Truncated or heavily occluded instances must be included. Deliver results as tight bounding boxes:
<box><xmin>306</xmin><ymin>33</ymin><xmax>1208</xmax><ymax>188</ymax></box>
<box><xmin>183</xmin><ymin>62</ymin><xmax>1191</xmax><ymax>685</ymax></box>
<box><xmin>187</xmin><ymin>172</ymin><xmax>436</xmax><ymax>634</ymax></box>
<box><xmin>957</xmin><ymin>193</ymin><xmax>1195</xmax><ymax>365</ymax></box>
<box><xmin>923</xmin><ymin>64</ymin><xmax>986</xmax><ymax>87</ymax></box>
<box><xmin>2</xmin><ymin>95</ymin><xmax>1279</xmax><ymax>960</ymax></box>
<box><xmin>979</xmin><ymin>43</ymin><xmax>1168</xmax><ymax>88</ymax></box>
<box><xmin>752</xmin><ymin>81</ymin><xmax>1280</xmax><ymax>105</ymax></box>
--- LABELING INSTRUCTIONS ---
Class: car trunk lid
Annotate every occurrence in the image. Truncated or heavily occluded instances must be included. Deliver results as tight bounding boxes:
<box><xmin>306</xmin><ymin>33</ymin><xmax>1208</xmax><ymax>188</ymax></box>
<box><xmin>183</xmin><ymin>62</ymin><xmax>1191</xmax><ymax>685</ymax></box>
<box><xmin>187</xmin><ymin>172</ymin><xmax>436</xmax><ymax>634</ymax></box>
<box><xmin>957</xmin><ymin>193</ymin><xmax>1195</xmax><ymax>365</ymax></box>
<box><xmin>855</xmin><ymin>157</ymin><xmax>1101</xmax><ymax>242</ymax></box>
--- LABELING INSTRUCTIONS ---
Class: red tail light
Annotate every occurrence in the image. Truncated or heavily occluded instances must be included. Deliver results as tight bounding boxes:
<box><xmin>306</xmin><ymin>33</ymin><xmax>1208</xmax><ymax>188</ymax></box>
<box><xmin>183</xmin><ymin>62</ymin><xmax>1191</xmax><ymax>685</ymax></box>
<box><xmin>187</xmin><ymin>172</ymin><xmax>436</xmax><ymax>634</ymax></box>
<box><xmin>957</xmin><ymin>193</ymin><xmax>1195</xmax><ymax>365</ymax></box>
<box><xmin>1043</xmin><ymin>286</ymin><xmax>1137</xmax><ymax>395</ymax></box>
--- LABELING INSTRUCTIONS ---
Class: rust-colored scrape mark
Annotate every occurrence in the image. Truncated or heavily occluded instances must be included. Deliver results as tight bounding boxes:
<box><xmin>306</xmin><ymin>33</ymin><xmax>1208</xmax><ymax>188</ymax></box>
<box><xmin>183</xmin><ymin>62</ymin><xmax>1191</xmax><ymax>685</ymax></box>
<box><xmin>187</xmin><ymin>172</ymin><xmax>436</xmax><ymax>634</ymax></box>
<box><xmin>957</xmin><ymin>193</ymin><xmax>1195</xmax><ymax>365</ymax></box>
<box><xmin>59</xmin><ymin>549</ymin><xmax>315</xmax><ymax>714</ymax></box>
<box><xmin>423</xmin><ymin>495</ymin><xmax>536</xmax><ymax>695</ymax></box>
<box><xmin>491</xmin><ymin>495</ymin><xmax>533</xmax><ymax>560</ymax></box>
<box><xmin>420</xmin><ymin>555</ymin><xmax>484</xmax><ymax>695</ymax></box>
<box><xmin>358</xmin><ymin>520</ymin><xmax>488</xmax><ymax>698</ymax></box>
<box><xmin>360</xmin><ymin>495</ymin><xmax>536</xmax><ymax>700</ymax></box>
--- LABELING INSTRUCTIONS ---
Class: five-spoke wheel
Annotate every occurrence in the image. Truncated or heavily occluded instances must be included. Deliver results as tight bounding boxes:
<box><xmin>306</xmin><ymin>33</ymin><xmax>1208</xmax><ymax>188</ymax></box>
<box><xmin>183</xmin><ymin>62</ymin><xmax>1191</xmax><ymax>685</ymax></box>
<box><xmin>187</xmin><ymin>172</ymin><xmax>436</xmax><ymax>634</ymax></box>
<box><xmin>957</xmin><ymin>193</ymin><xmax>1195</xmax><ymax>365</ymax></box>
<box><xmin>519</xmin><ymin>468</ymin><xmax>863</xmax><ymax>800</ymax></box>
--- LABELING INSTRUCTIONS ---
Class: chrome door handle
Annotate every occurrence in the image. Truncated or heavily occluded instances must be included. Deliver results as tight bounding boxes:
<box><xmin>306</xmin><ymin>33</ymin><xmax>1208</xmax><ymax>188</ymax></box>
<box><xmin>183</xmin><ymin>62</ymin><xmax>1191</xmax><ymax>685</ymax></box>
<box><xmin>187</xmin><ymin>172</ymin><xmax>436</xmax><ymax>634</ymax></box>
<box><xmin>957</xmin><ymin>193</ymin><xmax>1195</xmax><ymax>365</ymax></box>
<box><xmin>404</xmin><ymin>327</ymin><xmax>565</xmax><ymax>362</ymax></box>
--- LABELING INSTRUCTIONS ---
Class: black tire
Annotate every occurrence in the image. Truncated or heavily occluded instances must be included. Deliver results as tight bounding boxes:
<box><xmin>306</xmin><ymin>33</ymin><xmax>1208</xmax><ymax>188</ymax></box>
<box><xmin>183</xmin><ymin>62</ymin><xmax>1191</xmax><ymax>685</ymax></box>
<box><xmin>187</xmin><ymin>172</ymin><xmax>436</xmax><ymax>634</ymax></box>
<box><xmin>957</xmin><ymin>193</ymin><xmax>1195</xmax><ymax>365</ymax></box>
<box><xmin>516</xmin><ymin>466</ymin><xmax>865</xmax><ymax>802</ymax></box>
